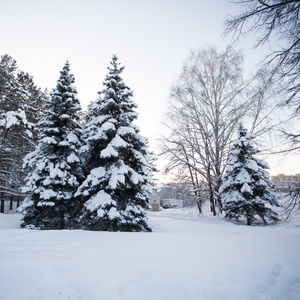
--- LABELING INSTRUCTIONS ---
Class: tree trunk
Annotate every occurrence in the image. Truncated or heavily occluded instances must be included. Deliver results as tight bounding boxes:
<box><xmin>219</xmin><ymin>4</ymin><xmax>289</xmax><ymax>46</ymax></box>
<box><xmin>182</xmin><ymin>144</ymin><xmax>202</xmax><ymax>214</ymax></box>
<box><xmin>215</xmin><ymin>171</ymin><xmax>223</xmax><ymax>213</ymax></box>
<box><xmin>207</xmin><ymin>163</ymin><xmax>216</xmax><ymax>216</ymax></box>
<box><xmin>0</xmin><ymin>191</ymin><xmax>4</xmax><ymax>213</ymax></box>
<box><xmin>209</xmin><ymin>179</ymin><xmax>216</xmax><ymax>216</ymax></box>
<box><xmin>60</xmin><ymin>211</ymin><xmax>65</xmax><ymax>229</ymax></box>
<box><xmin>247</xmin><ymin>213</ymin><xmax>251</xmax><ymax>226</ymax></box>
<box><xmin>196</xmin><ymin>200</ymin><xmax>202</xmax><ymax>214</ymax></box>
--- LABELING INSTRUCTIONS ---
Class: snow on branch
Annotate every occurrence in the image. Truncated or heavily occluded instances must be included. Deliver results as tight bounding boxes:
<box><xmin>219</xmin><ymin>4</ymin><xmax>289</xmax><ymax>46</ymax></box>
<box><xmin>0</xmin><ymin>109</ymin><xmax>32</xmax><ymax>131</ymax></box>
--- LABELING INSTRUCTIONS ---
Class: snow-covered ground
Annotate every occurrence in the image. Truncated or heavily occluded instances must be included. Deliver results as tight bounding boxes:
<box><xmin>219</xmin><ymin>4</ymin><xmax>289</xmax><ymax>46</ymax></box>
<box><xmin>0</xmin><ymin>208</ymin><xmax>299</xmax><ymax>300</ymax></box>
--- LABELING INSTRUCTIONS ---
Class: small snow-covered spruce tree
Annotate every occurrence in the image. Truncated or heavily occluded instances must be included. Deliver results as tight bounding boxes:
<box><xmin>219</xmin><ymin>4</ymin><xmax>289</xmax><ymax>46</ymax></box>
<box><xmin>76</xmin><ymin>55</ymin><xmax>152</xmax><ymax>232</ymax></box>
<box><xmin>220</xmin><ymin>125</ymin><xmax>279</xmax><ymax>226</ymax></box>
<box><xmin>19</xmin><ymin>61</ymin><xmax>83</xmax><ymax>229</ymax></box>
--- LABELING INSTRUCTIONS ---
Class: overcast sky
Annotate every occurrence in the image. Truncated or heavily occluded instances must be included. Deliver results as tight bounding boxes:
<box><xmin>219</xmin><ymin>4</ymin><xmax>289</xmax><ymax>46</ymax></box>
<box><xmin>1</xmin><ymin>0</ymin><xmax>298</xmax><ymax>181</ymax></box>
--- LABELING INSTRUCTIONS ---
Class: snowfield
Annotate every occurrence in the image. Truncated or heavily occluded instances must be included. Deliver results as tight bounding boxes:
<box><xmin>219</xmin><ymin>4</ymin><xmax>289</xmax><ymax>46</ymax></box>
<box><xmin>0</xmin><ymin>208</ymin><xmax>299</xmax><ymax>300</ymax></box>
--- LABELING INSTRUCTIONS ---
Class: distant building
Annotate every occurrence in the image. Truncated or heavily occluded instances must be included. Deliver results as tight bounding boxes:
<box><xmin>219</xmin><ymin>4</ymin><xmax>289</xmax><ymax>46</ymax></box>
<box><xmin>271</xmin><ymin>173</ymin><xmax>300</xmax><ymax>192</ymax></box>
<box><xmin>271</xmin><ymin>174</ymin><xmax>300</xmax><ymax>182</ymax></box>
<box><xmin>149</xmin><ymin>186</ymin><xmax>161</xmax><ymax>212</ymax></box>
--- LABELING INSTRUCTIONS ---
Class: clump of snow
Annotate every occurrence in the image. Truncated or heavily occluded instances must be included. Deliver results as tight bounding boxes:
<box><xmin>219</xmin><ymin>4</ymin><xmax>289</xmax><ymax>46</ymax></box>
<box><xmin>0</xmin><ymin>109</ymin><xmax>32</xmax><ymax>129</ymax></box>
<box><xmin>0</xmin><ymin>208</ymin><xmax>299</xmax><ymax>300</ymax></box>
<box><xmin>108</xmin><ymin>163</ymin><xmax>128</xmax><ymax>189</ymax></box>
<box><xmin>255</xmin><ymin>157</ymin><xmax>270</xmax><ymax>169</ymax></box>
<box><xmin>49</xmin><ymin>163</ymin><xmax>67</xmax><ymax>179</ymax></box>
<box><xmin>246</xmin><ymin>159</ymin><xmax>258</xmax><ymax>171</ymax></box>
<box><xmin>235</xmin><ymin>168</ymin><xmax>251</xmax><ymax>183</ymax></box>
<box><xmin>107</xmin><ymin>207</ymin><xmax>120</xmax><ymax>219</ymax></box>
<box><xmin>84</xmin><ymin>190</ymin><xmax>114</xmax><ymax>212</ymax></box>
<box><xmin>100</xmin><ymin>144</ymin><xmax>118</xmax><ymax>158</ymax></box>
<box><xmin>41</xmin><ymin>137</ymin><xmax>57</xmax><ymax>145</ymax></box>
<box><xmin>67</xmin><ymin>132</ymin><xmax>80</xmax><ymax>144</ymax></box>
<box><xmin>241</xmin><ymin>182</ymin><xmax>252</xmax><ymax>194</ymax></box>
<box><xmin>111</xmin><ymin>134</ymin><xmax>128</xmax><ymax>148</ymax></box>
<box><xmin>67</xmin><ymin>152</ymin><xmax>80</xmax><ymax>163</ymax></box>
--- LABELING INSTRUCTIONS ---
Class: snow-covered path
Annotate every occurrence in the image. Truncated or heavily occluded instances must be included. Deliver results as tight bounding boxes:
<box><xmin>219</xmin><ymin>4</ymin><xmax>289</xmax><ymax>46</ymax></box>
<box><xmin>0</xmin><ymin>210</ymin><xmax>299</xmax><ymax>300</ymax></box>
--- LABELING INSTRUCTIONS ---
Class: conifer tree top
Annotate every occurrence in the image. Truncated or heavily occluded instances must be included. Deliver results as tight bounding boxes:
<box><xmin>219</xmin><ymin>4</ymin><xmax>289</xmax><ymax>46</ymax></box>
<box><xmin>107</xmin><ymin>54</ymin><xmax>124</xmax><ymax>74</ymax></box>
<box><xmin>58</xmin><ymin>61</ymin><xmax>74</xmax><ymax>86</ymax></box>
<box><xmin>102</xmin><ymin>55</ymin><xmax>133</xmax><ymax>101</ymax></box>
<box><xmin>96</xmin><ymin>55</ymin><xmax>137</xmax><ymax>125</ymax></box>
<box><xmin>47</xmin><ymin>61</ymin><xmax>81</xmax><ymax>122</ymax></box>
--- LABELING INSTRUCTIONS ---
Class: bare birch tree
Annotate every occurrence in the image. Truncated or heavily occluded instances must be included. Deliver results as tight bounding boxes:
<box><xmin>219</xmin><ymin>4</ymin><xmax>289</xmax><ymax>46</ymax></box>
<box><xmin>159</xmin><ymin>46</ymin><xmax>249</xmax><ymax>215</ymax></box>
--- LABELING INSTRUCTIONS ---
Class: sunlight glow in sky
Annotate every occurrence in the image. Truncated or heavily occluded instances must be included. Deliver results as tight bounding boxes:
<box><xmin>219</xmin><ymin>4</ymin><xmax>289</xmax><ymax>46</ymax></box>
<box><xmin>1</xmin><ymin>0</ymin><xmax>298</xmax><ymax>181</ymax></box>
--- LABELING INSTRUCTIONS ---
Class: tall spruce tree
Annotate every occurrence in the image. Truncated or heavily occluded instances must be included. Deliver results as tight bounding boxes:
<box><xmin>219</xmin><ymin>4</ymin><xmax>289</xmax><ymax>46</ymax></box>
<box><xmin>19</xmin><ymin>61</ymin><xmax>83</xmax><ymax>229</ymax></box>
<box><xmin>75</xmin><ymin>55</ymin><xmax>152</xmax><ymax>231</ymax></box>
<box><xmin>220</xmin><ymin>125</ymin><xmax>279</xmax><ymax>225</ymax></box>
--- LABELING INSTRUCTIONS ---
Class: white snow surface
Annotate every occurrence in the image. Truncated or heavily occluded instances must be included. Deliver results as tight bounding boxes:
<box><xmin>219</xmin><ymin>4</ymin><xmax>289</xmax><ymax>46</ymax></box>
<box><xmin>0</xmin><ymin>209</ymin><xmax>299</xmax><ymax>300</ymax></box>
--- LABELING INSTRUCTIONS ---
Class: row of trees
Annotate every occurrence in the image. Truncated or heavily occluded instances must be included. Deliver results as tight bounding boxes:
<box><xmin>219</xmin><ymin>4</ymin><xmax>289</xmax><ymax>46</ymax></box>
<box><xmin>0</xmin><ymin>48</ymin><xmax>288</xmax><ymax>227</ymax></box>
<box><xmin>2</xmin><ymin>1</ymin><xmax>298</xmax><ymax>227</ymax></box>
<box><xmin>3</xmin><ymin>55</ymin><xmax>151</xmax><ymax>231</ymax></box>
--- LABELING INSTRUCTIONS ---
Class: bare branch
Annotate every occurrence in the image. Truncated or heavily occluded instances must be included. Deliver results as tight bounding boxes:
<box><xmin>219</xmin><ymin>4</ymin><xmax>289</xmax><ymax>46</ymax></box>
<box><xmin>224</xmin><ymin>0</ymin><xmax>300</xmax><ymax>118</ymax></box>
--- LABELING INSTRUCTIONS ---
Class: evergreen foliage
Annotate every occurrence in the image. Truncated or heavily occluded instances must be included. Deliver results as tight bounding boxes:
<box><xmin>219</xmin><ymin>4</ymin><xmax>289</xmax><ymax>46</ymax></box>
<box><xmin>17</xmin><ymin>70</ymin><xmax>47</xmax><ymax>131</ymax></box>
<box><xmin>0</xmin><ymin>54</ymin><xmax>46</xmax><ymax>208</ymax></box>
<box><xmin>220</xmin><ymin>125</ymin><xmax>279</xmax><ymax>225</ymax></box>
<box><xmin>75</xmin><ymin>55</ymin><xmax>152</xmax><ymax>231</ymax></box>
<box><xmin>19</xmin><ymin>62</ymin><xmax>83</xmax><ymax>229</ymax></box>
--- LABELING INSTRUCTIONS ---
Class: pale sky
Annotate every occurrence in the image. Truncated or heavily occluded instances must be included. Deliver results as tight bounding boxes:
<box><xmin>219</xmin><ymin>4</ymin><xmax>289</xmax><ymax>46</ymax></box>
<box><xmin>1</xmin><ymin>0</ymin><xmax>298</xmax><ymax>181</ymax></box>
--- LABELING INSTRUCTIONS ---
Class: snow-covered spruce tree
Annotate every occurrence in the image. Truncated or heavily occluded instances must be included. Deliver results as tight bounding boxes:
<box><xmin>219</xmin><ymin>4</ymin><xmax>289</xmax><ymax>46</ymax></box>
<box><xmin>75</xmin><ymin>55</ymin><xmax>151</xmax><ymax>232</ymax></box>
<box><xmin>19</xmin><ymin>61</ymin><xmax>83</xmax><ymax>229</ymax></box>
<box><xmin>220</xmin><ymin>125</ymin><xmax>279</xmax><ymax>225</ymax></box>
